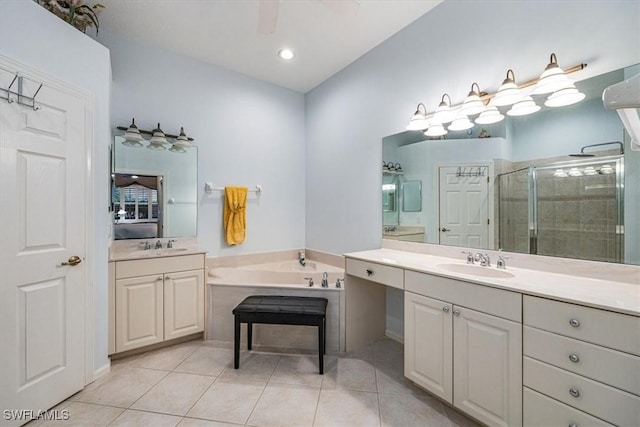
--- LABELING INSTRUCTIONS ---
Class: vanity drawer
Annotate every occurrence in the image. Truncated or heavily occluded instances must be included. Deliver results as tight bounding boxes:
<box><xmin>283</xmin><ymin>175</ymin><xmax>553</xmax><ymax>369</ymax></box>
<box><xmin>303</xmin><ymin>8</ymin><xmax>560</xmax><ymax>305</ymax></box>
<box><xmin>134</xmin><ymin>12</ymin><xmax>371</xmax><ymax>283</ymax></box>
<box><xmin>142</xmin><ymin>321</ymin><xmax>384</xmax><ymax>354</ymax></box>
<box><xmin>405</xmin><ymin>270</ymin><xmax>521</xmax><ymax>322</ymax></box>
<box><xmin>524</xmin><ymin>296</ymin><xmax>640</xmax><ymax>355</ymax></box>
<box><xmin>523</xmin><ymin>387</ymin><xmax>613</xmax><ymax>427</ymax></box>
<box><xmin>524</xmin><ymin>326</ymin><xmax>640</xmax><ymax>395</ymax></box>
<box><xmin>116</xmin><ymin>254</ymin><xmax>205</xmax><ymax>279</ymax></box>
<box><xmin>524</xmin><ymin>356</ymin><xmax>640</xmax><ymax>426</ymax></box>
<box><xmin>345</xmin><ymin>258</ymin><xmax>403</xmax><ymax>289</ymax></box>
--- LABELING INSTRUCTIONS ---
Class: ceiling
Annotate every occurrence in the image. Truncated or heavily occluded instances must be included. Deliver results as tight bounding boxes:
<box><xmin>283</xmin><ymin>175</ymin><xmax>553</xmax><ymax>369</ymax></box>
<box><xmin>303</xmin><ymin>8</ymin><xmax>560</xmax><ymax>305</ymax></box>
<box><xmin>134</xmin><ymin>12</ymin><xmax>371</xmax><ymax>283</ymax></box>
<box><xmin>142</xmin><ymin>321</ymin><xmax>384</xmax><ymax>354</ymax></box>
<box><xmin>96</xmin><ymin>0</ymin><xmax>443</xmax><ymax>93</ymax></box>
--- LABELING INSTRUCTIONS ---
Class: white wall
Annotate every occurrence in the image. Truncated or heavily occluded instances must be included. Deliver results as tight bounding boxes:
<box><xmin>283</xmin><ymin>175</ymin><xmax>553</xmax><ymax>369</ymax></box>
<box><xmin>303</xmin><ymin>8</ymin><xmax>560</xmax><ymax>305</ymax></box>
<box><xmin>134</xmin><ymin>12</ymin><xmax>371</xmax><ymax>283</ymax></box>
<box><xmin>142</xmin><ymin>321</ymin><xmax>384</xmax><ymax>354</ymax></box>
<box><xmin>0</xmin><ymin>1</ymin><xmax>112</xmax><ymax>373</ymax></box>
<box><xmin>97</xmin><ymin>32</ymin><xmax>306</xmax><ymax>256</ymax></box>
<box><xmin>305</xmin><ymin>0</ymin><xmax>640</xmax><ymax>255</ymax></box>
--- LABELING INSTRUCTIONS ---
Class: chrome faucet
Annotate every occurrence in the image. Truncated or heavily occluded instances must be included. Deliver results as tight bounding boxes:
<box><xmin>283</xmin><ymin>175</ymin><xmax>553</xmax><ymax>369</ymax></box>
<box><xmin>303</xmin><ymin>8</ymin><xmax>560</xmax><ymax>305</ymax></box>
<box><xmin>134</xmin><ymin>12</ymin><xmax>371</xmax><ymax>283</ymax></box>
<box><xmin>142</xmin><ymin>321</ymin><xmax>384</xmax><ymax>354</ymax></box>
<box><xmin>304</xmin><ymin>277</ymin><xmax>314</xmax><ymax>287</ymax></box>
<box><xmin>141</xmin><ymin>241</ymin><xmax>151</xmax><ymax>250</ymax></box>
<box><xmin>474</xmin><ymin>253</ymin><xmax>491</xmax><ymax>267</ymax></box>
<box><xmin>155</xmin><ymin>240</ymin><xmax>163</xmax><ymax>250</ymax></box>
<box><xmin>167</xmin><ymin>239</ymin><xmax>177</xmax><ymax>249</ymax></box>
<box><xmin>298</xmin><ymin>251</ymin><xmax>306</xmax><ymax>267</ymax></box>
<box><xmin>461</xmin><ymin>251</ymin><xmax>474</xmax><ymax>264</ymax></box>
<box><xmin>335</xmin><ymin>278</ymin><xmax>344</xmax><ymax>288</ymax></box>
<box><xmin>321</xmin><ymin>272</ymin><xmax>329</xmax><ymax>288</ymax></box>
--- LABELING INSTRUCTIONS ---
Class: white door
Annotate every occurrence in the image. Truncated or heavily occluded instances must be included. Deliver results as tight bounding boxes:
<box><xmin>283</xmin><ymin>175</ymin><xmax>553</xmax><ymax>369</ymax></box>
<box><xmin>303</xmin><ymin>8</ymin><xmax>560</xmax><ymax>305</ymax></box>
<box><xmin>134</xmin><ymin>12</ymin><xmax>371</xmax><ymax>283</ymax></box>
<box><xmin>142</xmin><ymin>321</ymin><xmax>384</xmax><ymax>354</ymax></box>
<box><xmin>439</xmin><ymin>166</ymin><xmax>489</xmax><ymax>248</ymax></box>
<box><xmin>0</xmin><ymin>63</ymin><xmax>88</xmax><ymax>425</ymax></box>
<box><xmin>453</xmin><ymin>306</ymin><xmax>522</xmax><ymax>427</ymax></box>
<box><xmin>164</xmin><ymin>269</ymin><xmax>204</xmax><ymax>340</ymax></box>
<box><xmin>404</xmin><ymin>292</ymin><xmax>453</xmax><ymax>402</ymax></box>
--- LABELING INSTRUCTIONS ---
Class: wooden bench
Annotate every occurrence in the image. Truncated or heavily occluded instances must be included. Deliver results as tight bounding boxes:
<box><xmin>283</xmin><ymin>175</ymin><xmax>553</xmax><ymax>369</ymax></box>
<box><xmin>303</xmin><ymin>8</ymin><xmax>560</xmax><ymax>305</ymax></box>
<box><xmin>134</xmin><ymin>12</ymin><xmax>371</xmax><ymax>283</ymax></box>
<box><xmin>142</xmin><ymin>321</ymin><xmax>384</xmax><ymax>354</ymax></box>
<box><xmin>232</xmin><ymin>295</ymin><xmax>328</xmax><ymax>374</ymax></box>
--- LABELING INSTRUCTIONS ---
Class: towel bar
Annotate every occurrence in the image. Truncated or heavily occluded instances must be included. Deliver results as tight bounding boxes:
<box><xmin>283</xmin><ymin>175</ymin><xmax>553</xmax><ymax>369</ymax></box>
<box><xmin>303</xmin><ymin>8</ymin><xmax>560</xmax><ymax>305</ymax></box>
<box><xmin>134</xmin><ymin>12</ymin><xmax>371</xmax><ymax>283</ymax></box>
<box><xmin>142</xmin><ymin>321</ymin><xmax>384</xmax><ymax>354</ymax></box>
<box><xmin>204</xmin><ymin>183</ymin><xmax>262</xmax><ymax>195</ymax></box>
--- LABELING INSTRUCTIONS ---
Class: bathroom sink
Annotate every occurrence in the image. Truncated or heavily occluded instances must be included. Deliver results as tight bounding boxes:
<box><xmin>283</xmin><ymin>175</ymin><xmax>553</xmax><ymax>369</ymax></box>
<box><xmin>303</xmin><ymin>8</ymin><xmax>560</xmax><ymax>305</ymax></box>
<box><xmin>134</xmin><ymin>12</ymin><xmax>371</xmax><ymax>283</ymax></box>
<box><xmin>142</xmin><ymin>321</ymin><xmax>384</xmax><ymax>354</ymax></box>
<box><xmin>130</xmin><ymin>247</ymin><xmax>189</xmax><ymax>257</ymax></box>
<box><xmin>436</xmin><ymin>263</ymin><xmax>515</xmax><ymax>279</ymax></box>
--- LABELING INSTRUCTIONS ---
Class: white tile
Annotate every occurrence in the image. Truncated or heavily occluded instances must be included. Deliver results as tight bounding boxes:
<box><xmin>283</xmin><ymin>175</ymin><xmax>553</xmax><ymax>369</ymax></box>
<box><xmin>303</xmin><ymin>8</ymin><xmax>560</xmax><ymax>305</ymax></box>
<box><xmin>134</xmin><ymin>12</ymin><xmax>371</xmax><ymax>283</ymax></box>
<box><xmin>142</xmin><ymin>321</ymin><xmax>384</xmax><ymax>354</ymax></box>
<box><xmin>71</xmin><ymin>367</ymin><xmax>167</xmax><ymax>408</ymax></box>
<box><xmin>109</xmin><ymin>409</ymin><xmax>182</xmax><ymax>427</ymax></box>
<box><xmin>379</xmin><ymin>393</ymin><xmax>450</xmax><ymax>427</ymax></box>
<box><xmin>375</xmin><ymin>359</ymin><xmax>425</xmax><ymax>396</ymax></box>
<box><xmin>187</xmin><ymin>379</ymin><xmax>265</xmax><ymax>424</ymax></box>
<box><xmin>137</xmin><ymin>342</ymin><xmax>202</xmax><ymax>371</ymax></box>
<box><xmin>37</xmin><ymin>402</ymin><xmax>123</xmax><ymax>426</ymax></box>
<box><xmin>218</xmin><ymin>352</ymin><xmax>280</xmax><ymax>383</ymax></box>
<box><xmin>131</xmin><ymin>372</ymin><xmax>214</xmax><ymax>416</ymax></box>
<box><xmin>246</xmin><ymin>383</ymin><xmax>320</xmax><ymax>427</ymax></box>
<box><xmin>314</xmin><ymin>389</ymin><xmax>380</xmax><ymax>427</ymax></box>
<box><xmin>174</xmin><ymin>346</ymin><xmax>233</xmax><ymax>377</ymax></box>
<box><xmin>321</xmin><ymin>358</ymin><xmax>377</xmax><ymax>392</ymax></box>
<box><xmin>269</xmin><ymin>355</ymin><xmax>324</xmax><ymax>388</ymax></box>
<box><xmin>178</xmin><ymin>418</ymin><xmax>241</xmax><ymax>427</ymax></box>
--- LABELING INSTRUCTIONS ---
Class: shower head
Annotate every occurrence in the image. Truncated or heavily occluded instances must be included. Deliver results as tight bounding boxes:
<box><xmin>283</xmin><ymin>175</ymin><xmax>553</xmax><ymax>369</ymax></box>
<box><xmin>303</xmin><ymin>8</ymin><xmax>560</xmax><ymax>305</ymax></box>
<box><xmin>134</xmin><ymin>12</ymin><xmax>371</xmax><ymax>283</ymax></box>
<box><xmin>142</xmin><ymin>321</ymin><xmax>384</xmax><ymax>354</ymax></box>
<box><xmin>569</xmin><ymin>141</ymin><xmax>623</xmax><ymax>157</ymax></box>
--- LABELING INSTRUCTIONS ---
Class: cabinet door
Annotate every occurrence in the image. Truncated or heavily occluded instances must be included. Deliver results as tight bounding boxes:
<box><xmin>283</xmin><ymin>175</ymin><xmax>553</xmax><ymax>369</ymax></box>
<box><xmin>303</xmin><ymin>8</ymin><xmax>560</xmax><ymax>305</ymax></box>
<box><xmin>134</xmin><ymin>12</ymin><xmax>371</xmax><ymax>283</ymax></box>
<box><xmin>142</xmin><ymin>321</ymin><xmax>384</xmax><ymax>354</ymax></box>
<box><xmin>164</xmin><ymin>269</ymin><xmax>204</xmax><ymax>340</ymax></box>
<box><xmin>404</xmin><ymin>292</ymin><xmax>453</xmax><ymax>402</ymax></box>
<box><xmin>453</xmin><ymin>306</ymin><xmax>522</xmax><ymax>427</ymax></box>
<box><xmin>115</xmin><ymin>274</ymin><xmax>164</xmax><ymax>352</ymax></box>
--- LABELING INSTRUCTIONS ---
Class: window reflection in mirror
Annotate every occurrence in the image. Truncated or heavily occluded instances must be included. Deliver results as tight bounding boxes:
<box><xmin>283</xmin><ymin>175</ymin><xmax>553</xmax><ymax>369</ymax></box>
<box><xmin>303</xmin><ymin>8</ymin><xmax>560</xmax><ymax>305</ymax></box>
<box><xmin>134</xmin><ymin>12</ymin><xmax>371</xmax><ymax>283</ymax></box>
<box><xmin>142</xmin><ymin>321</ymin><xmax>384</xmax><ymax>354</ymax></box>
<box><xmin>111</xmin><ymin>136</ymin><xmax>197</xmax><ymax>239</ymax></box>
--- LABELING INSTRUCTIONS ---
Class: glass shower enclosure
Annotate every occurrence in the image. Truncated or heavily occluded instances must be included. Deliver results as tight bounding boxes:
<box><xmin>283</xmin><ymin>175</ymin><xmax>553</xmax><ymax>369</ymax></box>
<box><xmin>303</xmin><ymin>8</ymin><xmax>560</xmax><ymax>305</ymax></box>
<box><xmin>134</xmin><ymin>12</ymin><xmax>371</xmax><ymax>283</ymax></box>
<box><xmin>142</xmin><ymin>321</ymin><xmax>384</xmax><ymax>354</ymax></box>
<box><xmin>499</xmin><ymin>156</ymin><xmax>624</xmax><ymax>263</ymax></box>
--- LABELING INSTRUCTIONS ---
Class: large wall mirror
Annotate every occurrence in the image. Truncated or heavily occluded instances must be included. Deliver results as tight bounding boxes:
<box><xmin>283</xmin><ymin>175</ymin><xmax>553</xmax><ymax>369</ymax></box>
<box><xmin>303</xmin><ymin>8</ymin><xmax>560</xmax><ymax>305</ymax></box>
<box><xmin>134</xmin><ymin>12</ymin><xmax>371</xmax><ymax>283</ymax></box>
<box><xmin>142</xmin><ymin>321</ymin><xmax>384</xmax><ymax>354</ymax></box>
<box><xmin>382</xmin><ymin>64</ymin><xmax>639</xmax><ymax>265</ymax></box>
<box><xmin>111</xmin><ymin>136</ymin><xmax>198</xmax><ymax>239</ymax></box>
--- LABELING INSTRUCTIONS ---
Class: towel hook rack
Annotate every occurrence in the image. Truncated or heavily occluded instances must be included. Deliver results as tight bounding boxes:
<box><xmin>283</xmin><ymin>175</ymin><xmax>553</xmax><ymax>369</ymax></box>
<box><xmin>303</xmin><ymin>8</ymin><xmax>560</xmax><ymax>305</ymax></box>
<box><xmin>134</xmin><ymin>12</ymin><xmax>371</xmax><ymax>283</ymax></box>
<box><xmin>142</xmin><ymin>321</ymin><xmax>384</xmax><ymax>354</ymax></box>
<box><xmin>0</xmin><ymin>70</ymin><xmax>43</xmax><ymax>111</ymax></box>
<box><xmin>204</xmin><ymin>183</ymin><xmax>262</xmax><ymax>195</ymax></box>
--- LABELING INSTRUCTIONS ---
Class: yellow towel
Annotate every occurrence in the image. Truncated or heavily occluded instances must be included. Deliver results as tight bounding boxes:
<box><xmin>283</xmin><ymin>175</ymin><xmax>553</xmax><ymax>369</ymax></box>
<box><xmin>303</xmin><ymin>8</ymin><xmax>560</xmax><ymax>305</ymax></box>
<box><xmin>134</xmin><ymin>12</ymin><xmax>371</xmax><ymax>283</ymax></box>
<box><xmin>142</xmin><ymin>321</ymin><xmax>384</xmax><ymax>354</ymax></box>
<box><xmin>224</xmin><ymin>186</ymin><xmax>248</xmax><ymax>245</ymax></box>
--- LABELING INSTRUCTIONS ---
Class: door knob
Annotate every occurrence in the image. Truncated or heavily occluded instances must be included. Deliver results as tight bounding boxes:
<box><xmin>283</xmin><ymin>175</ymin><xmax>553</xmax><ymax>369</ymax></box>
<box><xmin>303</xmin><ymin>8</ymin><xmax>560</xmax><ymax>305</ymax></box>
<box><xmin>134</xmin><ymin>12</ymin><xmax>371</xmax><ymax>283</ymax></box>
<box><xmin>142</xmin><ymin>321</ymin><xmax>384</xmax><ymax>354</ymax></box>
<box><xmin>61</xmin><ymin>256</ymin><xmax>82</xmax><ymax>266</ymax></box>
<box><xmin>440</xmin><ymin>227</ymin><xmax>450</xmax><ymax>232</ymax></box>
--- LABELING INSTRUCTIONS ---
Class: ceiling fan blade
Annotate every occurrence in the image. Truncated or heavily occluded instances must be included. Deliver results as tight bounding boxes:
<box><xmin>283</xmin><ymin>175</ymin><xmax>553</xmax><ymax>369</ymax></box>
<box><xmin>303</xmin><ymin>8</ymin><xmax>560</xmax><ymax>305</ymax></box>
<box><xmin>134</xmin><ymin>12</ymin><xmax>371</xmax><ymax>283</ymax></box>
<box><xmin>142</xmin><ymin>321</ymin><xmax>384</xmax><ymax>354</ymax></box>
<box><xmin>257</xmin><ymin>0</ymin><xmax>279</xmax><ymax>35</ymax></box>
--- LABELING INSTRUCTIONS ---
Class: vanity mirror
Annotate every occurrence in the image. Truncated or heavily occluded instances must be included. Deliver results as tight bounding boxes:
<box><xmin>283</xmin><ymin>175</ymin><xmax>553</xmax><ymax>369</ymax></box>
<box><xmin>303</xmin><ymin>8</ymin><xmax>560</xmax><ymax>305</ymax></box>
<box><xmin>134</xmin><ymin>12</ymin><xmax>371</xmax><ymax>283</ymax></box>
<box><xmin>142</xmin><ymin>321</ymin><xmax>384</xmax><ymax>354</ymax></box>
<box><xmin>383</xmin><ymin>64</ymin><xmax>640</xmax><ymax>265</ymax></box>
<box><xmin>111</xmin><ymin>135</ymin><xmax>197</xmax><ymax>239</ymax></box>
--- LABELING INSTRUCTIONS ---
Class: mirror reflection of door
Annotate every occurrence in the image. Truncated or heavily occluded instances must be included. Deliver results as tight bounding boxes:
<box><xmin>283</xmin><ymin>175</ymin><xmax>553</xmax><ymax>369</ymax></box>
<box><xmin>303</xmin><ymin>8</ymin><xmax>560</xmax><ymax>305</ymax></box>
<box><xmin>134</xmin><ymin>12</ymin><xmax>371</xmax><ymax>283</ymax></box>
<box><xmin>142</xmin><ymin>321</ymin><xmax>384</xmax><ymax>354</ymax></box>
<box><xmin>438</xmin><ymin>166</ymin><xmax>490</xmax><ymax>248</ymax></box>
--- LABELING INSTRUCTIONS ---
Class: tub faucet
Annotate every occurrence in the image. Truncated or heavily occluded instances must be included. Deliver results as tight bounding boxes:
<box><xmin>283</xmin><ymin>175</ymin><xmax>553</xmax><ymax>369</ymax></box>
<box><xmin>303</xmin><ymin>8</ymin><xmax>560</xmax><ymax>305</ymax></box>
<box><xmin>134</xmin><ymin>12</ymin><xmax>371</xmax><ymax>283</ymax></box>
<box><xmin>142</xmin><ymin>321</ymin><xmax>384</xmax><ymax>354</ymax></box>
<box><xmin>298</xmin><ymin>251</ymin><xmax>306</xmax><ymax>266</ymax></box>
<box><xmin>155</xmin><ymin>240</ymin><xmax>163</xmax><ymax>250</ymax></box>
<box><xmin>321</xmin><ymin>272</ymin><xmax>329</xmax><ymax>288</ymax></box>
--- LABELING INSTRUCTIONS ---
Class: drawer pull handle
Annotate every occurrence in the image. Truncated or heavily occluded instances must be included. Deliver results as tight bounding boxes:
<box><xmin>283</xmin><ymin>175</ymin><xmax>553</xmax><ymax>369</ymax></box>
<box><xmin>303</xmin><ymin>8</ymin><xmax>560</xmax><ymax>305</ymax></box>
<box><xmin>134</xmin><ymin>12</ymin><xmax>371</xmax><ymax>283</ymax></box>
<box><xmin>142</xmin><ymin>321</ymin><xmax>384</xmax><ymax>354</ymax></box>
<box><xmin>569</xmin><ymin>319</ymin><xmax>580</xmax><ymax>327</ymax></box>
<box><xmin>569</xmin><ymin>388</ymin><xmax>580</xmax><ymax>398</ymax></box>
<box><xmin>568</xmin><ymin>424</ymin><xmax>578</xmax><ymax>427</ymax></box>
<box><xmin>442</xmin><ymin>306</ymin><xmax>450</xmax><ymax>313</ymax></box>
<box><xmin>453</xmin><ymin>309</ymin><xmax>460</xmax><ymax>317</ymax></box>
<box><xmin>366</xmin><ymin>269</ymin><xmax>373</xmax><ymax>276</ymax></box>
<box><xmin>569</xmin><ymin>353</ymin><xmax>580</xmax><ymax>363</ymax></box>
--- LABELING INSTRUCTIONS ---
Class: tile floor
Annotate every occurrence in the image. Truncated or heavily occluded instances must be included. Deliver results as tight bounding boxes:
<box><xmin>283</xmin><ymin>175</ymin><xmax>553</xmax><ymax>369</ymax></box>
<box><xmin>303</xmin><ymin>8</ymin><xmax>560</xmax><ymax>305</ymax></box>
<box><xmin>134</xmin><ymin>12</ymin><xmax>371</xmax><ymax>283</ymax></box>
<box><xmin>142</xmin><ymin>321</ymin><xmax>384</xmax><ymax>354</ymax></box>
<box><xmin>30</xmin><ymin>339</ymin><xmax>480</xmax><ymax>427</ymax></box>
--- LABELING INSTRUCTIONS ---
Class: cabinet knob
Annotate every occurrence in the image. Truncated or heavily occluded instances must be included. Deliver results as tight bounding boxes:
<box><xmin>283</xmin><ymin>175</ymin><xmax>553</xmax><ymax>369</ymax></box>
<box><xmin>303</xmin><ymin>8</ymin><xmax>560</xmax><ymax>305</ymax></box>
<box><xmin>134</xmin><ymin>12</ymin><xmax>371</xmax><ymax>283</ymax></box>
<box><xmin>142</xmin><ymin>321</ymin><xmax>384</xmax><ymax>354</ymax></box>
<box><xmin>453</xmin><ymin>309</ymin><xmax>460</xmax><ymax>317</ymax></box>
<box><xmin>569</xmin><ymin>353</ymin><xmax>580</xmax><ymax>363</ymax></box>
<box><xmin>568</xmin><ymin>424</ymin><xmax>578</xmax><ymax>427</ymax></box>
<box><xmin>165</xmin><ymin>275</ymin><xmax>171</xmax><ymax>280</ymax></box>
<box><xmin>156</xmin><ymin>276</ymin><xmax>163</xmax><ymax>281</ymax></box>
<box><xmin>569</xmin><ymin>319</ymin><xmax>580</xmax><ymax>327</ymax></box>
<box><xmin>442</xmin><ymin>306</ymin><xmax>450</xmax><ymax>313</ymax></box>
<box><xmin>366</xmin><ymin>269</ymin><xmax>373</xmax><ymax>277</ymax></box>
<box><xmin>569</xmin><ymin>388</ymin><xmax>580</xmax><ymax>398</ymax></box>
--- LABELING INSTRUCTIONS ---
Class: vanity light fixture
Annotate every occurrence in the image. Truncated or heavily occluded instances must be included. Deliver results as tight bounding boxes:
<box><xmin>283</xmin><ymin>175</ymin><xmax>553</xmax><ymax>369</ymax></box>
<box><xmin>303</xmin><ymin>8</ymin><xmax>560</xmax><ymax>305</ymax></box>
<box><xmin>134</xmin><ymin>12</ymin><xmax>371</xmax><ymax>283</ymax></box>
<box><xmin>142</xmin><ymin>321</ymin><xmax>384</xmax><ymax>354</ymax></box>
<box><xmin>492</xmin><ymin>69</ymin><xmax>523</xmax><ymax>107</ymax></box>
<box><xmin>553</xmin><ymin>169</ymin><xmax>568</xmax><ymax>178</ymax></box>
<box><xmin>532</xmin><ymin>53</ymin><xmax>573</xmax><ymax>95</ymax></box>
<box><xmin>544</xmin><ymin>82</ymin><xmax>586</xmax><ymax>107</ymax></box>
<box><xmin>583</xmin><ymin>166</ymin><xmax>598</xmax><ymax>175</ymax></box>
<box><xmin>278</xmin><ymin>48</ymin><xmax>295</xmax><ymax>60</ymax></box>
<box><xmin>567</xmin><ymin>167</ymin><xmax>583</xmax><ymax>177</ymax></box>
<box><xmin>599</xmin><ymin>164</ymin><xmax>614</xmax><ymax>174</ymax></box>
<box><xmin>122</xmin><ymin>118</ymin><xmax>144</xmax><ymax>147</ymax></box>
<box><xmin>424</xmin><ymin>123</ymin><xmax>448</xmax><ymax>137</ymax></box>
<box><xmin>475</xmin><ymin>105</ymin><xmax>505</xmax><ymax>125</ymax></box>
<box><xmin>147</xmin><ymin>123</ymin><xmax>168</xmax><ymax>150</ymax></box>
<box><xmin>447</xmin><ymin>113</ymin><xmax>474</xmax><ymax>131</ymax></box>
<box><xmin>433</xmin><ymin>94</ymin><xmax>456</xmax><ymax>124</ymax></box>
<box><xmin>117</xmin><ymin>119</ymin><xmax>195</xmax><ymax>153</ymax></box>
<box><xmin>459</xmin><ymin>83</ymin><xmax>485</xmax><ymax>116</ymax></box>
<box><xmin>507</xmin><ymin>95</ymin><xmax>541</xmax><ymax>116</ymax></box>
<box><xmin>406</xmin><ymin>103</ymin><xmax>430</xmax><ymax>130</ymax></box>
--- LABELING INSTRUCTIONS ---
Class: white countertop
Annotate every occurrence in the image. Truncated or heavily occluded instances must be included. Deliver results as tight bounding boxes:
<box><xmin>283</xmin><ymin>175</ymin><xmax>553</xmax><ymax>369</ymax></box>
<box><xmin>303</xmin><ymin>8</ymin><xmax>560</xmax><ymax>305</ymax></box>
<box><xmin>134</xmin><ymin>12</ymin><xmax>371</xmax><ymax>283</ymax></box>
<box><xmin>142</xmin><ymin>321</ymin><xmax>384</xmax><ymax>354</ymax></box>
<box><xmin>345</xmin><ymin>248</ymin><xmax>640</xmax><ymax>316</ymax></box>
<box><xmin>109</xmin><ymin>247</ymin><xmax>207</xmax><ymax>262</ymax></box>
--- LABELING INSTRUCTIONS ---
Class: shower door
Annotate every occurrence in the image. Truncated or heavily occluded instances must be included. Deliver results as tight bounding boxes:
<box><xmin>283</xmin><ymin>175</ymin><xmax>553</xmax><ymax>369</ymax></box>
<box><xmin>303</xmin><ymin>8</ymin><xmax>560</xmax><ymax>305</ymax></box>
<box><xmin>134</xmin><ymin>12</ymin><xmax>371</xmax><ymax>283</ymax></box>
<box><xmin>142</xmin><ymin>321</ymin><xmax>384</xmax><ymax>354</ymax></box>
<box><xmin>531</xmin><ymin>157</ymin><xmax>624</xmax><ymax>263</ymax></box>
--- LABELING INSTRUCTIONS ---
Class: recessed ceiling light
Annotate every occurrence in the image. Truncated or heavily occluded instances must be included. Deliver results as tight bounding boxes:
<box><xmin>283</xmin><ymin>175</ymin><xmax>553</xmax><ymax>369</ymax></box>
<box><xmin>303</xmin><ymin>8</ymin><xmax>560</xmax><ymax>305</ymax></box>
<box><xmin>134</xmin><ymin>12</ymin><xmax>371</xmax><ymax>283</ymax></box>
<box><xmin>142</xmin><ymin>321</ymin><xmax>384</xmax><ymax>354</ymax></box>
<box><xmin>278</xmin><ymin>48</ymin><xmax>295</xmax><ymax>60</ymax></box>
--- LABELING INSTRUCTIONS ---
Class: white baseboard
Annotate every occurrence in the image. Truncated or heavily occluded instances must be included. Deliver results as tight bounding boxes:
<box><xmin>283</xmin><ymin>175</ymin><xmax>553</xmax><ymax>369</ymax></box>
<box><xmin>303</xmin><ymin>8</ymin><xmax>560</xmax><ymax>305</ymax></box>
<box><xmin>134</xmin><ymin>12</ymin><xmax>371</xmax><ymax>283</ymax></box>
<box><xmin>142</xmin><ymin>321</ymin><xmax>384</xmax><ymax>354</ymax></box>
<box><xmin>385</xmin><ymin>329</ymin><xmax>404</xmax><ymax>344</ymax></box>
<box><xmin>91</xmin><ymin>362</ymin><xmax>111</xmax><ymax>383</ymax></box>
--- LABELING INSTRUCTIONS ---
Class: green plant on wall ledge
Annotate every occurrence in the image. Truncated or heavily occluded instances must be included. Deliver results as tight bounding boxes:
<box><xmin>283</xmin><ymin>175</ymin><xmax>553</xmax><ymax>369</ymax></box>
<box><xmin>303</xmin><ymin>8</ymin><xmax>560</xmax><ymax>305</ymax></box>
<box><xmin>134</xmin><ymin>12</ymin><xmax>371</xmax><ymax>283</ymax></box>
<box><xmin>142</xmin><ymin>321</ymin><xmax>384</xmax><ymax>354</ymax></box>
<box><xmin>36</xmin><ymin>0</ymin><xmax>105</xmax><ymax>34</ymax></box>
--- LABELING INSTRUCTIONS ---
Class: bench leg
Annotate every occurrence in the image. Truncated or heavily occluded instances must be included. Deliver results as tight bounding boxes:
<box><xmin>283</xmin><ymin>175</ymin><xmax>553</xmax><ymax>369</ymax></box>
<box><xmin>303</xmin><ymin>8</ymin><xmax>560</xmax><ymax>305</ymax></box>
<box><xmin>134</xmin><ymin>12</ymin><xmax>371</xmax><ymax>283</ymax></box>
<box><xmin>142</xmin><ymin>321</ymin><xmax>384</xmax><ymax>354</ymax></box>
<box><xmin>323</xmin><ymin>317</ymin><xmax>326</xmax><ymax>355</ymax></box>
<box><xmin>318</xmin><ymin>319</ymin><xmax>324</xmax><ymax>375</ymax></box>
<box><xmin>234</xmin><ymin>315</ymin><xmax>240</xmax><ymax>369</ymax></box>
<box><xmin>247</xmin><ymin>322</ymin><xmax>253</xmax><ymax>351</ymax></box>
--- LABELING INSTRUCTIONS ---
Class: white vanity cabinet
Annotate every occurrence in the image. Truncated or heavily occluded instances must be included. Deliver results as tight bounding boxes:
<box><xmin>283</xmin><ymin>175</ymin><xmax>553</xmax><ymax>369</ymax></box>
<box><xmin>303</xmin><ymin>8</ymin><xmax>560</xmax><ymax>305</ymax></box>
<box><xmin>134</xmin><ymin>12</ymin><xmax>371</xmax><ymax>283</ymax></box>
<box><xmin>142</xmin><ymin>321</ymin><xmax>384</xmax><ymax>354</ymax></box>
<box><xmin>109</xmin><ymin>253</ymin><xmax>205</xmax><ymax>355</ymax></box>
<box><xmin>522</xmin><ymin>295</ymin><xmax>640</xmax><ymax>427</ymax></box>
<box><xmin>404</xmin><ymin>271</ymin><xmax>522</xmax><ymax>427</ymax></box>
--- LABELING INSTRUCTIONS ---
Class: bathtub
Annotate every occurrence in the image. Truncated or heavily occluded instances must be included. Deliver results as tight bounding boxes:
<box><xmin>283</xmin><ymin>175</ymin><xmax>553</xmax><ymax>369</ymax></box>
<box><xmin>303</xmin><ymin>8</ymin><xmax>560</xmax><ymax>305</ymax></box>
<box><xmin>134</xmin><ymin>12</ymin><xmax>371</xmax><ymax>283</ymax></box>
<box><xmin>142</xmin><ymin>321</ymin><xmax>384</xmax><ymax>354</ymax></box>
<box><xmin>207</xmin><ymin>260</ymin><xmax>345</xmax><ymax>353</ymax></box>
